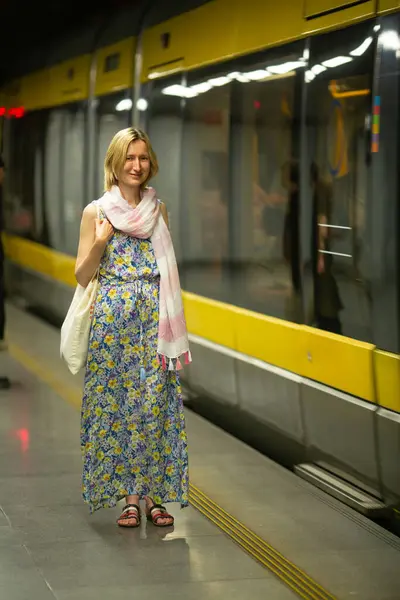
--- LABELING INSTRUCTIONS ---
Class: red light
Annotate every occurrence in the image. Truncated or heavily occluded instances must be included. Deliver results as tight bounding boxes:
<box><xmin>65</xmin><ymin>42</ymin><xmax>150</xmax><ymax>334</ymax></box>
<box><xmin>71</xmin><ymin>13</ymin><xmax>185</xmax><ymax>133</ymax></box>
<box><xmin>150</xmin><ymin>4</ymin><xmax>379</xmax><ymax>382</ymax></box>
<box><xmin>0</xmin><ymin>106</ymin><xmax>25</xmax><ymax>118</ymax></box>
<box><xmin>8</xmin><ymin>107</ymin><xmax>25</xmax><ymax>118</ymax></box>
<box><xmin>16</xmin><ymin>428</ymin><xmax>30</xmax><ymax>453</ymax></box>
<box><xmin>254</xmin><ymin>100</ymin><xmax>261</xmax><ymax>110</ymax></box>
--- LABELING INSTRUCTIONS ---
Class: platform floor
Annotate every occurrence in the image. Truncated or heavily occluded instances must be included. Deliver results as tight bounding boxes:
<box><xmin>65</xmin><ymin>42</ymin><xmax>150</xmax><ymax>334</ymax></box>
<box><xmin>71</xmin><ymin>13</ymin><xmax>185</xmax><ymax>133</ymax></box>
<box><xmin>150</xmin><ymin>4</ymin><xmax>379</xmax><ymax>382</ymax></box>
<box><xmin>1</xmin><ymin>304</ymin><xmax>400</xmax><ymax>600</ymax></box>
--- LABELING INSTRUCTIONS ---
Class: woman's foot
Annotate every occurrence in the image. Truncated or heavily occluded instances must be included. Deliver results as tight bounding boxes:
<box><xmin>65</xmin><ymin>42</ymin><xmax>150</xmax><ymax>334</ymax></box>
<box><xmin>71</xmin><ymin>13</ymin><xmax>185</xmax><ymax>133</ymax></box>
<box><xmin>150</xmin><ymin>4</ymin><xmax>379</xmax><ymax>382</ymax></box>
<box><xmin>144</xmin><ymin>496</ymin><xmax>174</xmax><ymax>527</ymax></box>
<box><xmin>117</xmin><ymin>503</ymin><xmax>141</xmax><ymax>528</ymax></box>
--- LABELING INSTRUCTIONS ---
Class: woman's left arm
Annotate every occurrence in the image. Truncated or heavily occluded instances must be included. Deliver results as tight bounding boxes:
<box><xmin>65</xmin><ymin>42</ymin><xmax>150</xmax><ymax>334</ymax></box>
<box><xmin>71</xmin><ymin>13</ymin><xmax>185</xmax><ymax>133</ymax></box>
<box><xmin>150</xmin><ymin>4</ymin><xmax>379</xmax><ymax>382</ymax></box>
<box><xmin>160</xmin><ymin>202</ymin><xmax>169</xmax><ymax>229</ymax></box>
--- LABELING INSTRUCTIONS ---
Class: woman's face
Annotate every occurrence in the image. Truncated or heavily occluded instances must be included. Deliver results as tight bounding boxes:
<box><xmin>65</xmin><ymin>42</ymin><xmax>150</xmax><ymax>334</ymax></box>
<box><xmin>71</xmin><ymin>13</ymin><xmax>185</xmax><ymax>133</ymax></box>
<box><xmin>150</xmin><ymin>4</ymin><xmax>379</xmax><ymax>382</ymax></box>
<box><xmin>119</xmin><ymin>140</ymin><xmax>151</xmax><ymax>188</ymax></box>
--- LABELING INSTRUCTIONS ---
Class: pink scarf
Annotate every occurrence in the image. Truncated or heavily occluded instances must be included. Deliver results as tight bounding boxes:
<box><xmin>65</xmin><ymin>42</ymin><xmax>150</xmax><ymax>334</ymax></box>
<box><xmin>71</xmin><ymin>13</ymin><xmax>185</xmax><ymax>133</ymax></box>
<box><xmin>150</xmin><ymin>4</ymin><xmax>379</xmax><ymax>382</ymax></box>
<box><xmin>99</xmin><ymin>185</ymin><xmax>191</xmax><ymax>371</ymax></box>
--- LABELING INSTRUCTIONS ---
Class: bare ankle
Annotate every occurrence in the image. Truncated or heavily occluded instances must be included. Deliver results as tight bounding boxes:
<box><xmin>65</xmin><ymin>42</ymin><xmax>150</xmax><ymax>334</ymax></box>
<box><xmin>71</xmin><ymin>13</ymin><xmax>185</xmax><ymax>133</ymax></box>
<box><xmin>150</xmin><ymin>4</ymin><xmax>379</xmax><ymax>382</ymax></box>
<box><xmin>126</xmin><ymin>494</ymin><xmax>139</xmax><ymax>505</ymax></box>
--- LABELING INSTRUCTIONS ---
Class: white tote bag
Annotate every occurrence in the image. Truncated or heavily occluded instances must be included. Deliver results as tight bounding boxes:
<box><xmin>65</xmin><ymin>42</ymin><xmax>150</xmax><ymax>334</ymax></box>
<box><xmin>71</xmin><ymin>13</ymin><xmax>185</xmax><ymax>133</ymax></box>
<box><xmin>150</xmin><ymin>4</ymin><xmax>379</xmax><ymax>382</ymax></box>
<box><xmin>60</xmin><ymin>206</ymin><xmax>100</xmax><ymax>374</ymax></box>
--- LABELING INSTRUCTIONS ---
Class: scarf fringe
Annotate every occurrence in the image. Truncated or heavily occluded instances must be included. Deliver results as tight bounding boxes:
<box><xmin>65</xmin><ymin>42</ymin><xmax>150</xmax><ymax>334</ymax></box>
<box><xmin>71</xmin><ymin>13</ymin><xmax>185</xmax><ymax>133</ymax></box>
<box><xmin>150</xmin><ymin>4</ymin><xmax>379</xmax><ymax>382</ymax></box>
<box><xmin>157</xmin><ymin>351</ymin><xmax>192</xmax><ymax>371</ymax></box>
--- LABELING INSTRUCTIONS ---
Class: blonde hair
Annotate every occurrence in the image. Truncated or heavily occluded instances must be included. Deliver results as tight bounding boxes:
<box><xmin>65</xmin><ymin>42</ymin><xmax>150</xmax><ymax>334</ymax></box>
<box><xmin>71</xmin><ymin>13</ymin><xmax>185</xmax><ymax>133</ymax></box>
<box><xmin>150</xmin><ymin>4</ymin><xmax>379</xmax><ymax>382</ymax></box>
<box><xmin>104</xmin><ymin>127</ymin><xmax>158</xmax><ymax>191</ymax></box>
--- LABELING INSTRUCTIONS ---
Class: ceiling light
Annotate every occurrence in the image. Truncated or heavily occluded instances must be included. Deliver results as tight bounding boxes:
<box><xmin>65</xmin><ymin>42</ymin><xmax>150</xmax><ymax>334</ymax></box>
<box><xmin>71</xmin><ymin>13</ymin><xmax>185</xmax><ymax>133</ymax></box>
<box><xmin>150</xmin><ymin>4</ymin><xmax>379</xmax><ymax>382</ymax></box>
<box><xmin>116</xmin><ymin>99</ymin><xmax>132</xmax><ymax>111</ymax></box>
<box><xmin>268</xmin><ymin>60</ymin><xmax>306</xmax><ymax>74</ymax></box>
<box><xmin>311</xmin><ymin>64</ymin><xmax>327</xmax><ymax>75</ymax></box>
<box><xmin>350</xmin><ymin>37</ymin><xmax>373</xmax><ymax>57</ymax></box>
<box><xmin>190</xmin><ymin>82</ymin><xmax>212</xmax><ymax>94</ymax></box>
<box><xmin>243</xmin><ymin>70</ymin><xmax>271</xmax><ymax>81</ymax></box>
<box><xmin>136</xmin><ymin>98</ymin><xmax>148</xmax><ymax>112</ymax></box>
<box><xmin>208</xmin><ymin>76</ymin><xmax>231</xmax><ymax>87</ymax></box>
<box><xmin>322</xmin><ymin>56</ymin><xmax>353</xmax><ymax>68</ymax></box>
<box><xmin>379</xmin><ymin>30</ymin><xmax>400</xmax><ymax>50</ymax></box>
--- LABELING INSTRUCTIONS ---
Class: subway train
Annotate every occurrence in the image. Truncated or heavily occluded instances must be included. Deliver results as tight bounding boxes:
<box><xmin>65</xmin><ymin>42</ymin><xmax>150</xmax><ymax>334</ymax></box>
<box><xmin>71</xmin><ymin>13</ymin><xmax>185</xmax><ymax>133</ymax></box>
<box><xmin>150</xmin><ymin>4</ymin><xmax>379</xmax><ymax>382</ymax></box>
<box><xmin>1</xmin><ymin>0</ymin><xmax>400</xmax><ymax>521</ymax></box>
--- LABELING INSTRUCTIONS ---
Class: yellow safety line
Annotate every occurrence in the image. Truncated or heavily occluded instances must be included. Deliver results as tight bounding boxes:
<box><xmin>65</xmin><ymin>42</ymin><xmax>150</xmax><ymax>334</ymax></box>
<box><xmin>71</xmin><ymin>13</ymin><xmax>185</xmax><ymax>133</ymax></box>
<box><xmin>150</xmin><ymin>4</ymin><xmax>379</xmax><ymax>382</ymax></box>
<box><xmin>8</xmin><ymin>341</ymin><xmax>337</xmax><ymax>600</ymax></box>
<box><xmin>9</xmin><ymin>343</ymin><xmax>82</xmax><ymax>410</ymax></box>
<box><xmin>190</xmin><ymin>492</ymin><xmax>331</xmax><ymax>600</ymax></box>
<box><xmin>190</xmin><ymin>485</ymin><xmax>336</xmax><ymax>600</ymax></box>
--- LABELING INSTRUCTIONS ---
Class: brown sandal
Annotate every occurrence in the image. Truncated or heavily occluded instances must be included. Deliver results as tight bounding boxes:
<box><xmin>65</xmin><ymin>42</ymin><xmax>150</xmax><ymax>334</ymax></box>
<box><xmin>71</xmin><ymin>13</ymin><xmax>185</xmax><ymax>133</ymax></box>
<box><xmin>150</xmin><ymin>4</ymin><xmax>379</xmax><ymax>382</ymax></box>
<box><xmin>117</xmin><ymin>503</ymin><xmax>141</xmax><ymax>528</ymax></box>
<box><xmin>145</xmin><ymin>501</ymin><xmax>174</xmax><ymax>528</ymax></box>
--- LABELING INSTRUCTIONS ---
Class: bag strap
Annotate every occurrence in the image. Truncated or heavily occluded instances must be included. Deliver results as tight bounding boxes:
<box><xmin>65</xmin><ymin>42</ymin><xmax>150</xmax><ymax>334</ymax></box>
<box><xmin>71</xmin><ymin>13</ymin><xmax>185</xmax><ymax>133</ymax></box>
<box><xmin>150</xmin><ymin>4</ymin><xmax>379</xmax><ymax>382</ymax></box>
<box><xmin>96</xmin><ymin>202</ymin><xmax>103</xmax><ymax>221</ymax></box>
<box><xmin>92</xmin><ymin>202</ymin><xmax>102</xmax><ymax>283</ymax></box>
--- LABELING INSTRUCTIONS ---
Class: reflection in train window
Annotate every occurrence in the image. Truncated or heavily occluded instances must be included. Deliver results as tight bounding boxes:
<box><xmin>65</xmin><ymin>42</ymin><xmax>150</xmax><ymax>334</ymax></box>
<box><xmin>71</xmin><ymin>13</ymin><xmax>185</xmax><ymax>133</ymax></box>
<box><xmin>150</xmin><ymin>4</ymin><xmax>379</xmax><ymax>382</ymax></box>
<box><xmin>230</xmin><ymin>57</ymin><xmax>303</xmax><ymax>319</ymax></box>
<box><xmin>172</xmin><ymin>45</ymin><xmax>305</xmax><ymax>318</ymax></box>
<box><xmin>306</xmin><ymin>22</ymin><xmax>375</xmax><ymax>342</ymax></box>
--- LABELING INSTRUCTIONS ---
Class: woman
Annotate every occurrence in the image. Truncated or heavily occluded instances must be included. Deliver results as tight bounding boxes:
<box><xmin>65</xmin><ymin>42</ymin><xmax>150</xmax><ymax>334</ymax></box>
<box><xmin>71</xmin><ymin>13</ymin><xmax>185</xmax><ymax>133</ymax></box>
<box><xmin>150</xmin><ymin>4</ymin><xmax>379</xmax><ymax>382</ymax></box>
<box><xmin>75</xmin><ymin>128</ymin><xmax>190</xmax><ymax>528</ymax></box>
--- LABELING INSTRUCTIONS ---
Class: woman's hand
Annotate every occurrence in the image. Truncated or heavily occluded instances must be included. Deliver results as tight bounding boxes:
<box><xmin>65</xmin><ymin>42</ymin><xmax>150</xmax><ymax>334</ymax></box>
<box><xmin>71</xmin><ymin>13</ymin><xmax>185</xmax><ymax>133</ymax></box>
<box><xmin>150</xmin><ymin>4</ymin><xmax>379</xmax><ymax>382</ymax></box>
<box><xmin>95</xmin><ymin>218</ymin><xmax>114</xmax><ymax>246</ymax></box>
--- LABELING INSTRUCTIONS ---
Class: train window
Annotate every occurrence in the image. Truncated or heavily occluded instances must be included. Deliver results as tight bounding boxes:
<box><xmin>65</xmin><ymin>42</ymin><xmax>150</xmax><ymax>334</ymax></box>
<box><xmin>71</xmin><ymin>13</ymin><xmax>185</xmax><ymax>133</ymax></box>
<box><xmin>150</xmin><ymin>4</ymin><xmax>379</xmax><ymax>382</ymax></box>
<box><xmin>146</xmin><ymin>76</ymin><xmax>184</xmax><ymax>262</ymax></box>
<box><xmin>229</xmin><ymin>48</ymin><xmax>304</xmax><ymax>319</ymax></box>
<box><xmin>44</xmin><ymin>108</ymin><xmax>64</xmax><ymax>251</ymax></box>
<box><xmin>5</xmin><ymin>112</ymin><xmax>49</xmax><ymax>245</ymax></box>
<box><xmin>369</xmin><ymin>14</ymin><xmax>400</xmax><ymax>353</ymax></box>
<box><xmin>305</xmin><ymin>22</ymin><xmax>375</xmax><ymax>342</ymax></box>
<box><xmin>5</xmin><ymin>103</ymin><xmax>87</xmax><ymax>254</ymax></box>
<box><xmin>171</xmin><ymin>42</ymin><xmax>305</xmax><ymax>316</ymax></box>
<box><xmin>95</xmin><ymin>91</ymin><xmax>131</xmax><ymax>198</ymax></box>
<box><xmin>4</xmin><ymin>118</ymin><xmax>25</xmax><ymax>234</ymax></box>
<box><xmin>180</xmin><ymin>73</ymin><xmax>230</xmax><ymax>298</ymax></box>
<box><xmin>137</xmin><ymin>82</ymin><xmax>150</xmax><ymax>132</ymax></box>
<box><xmin>39</xmin><ymin>102</ymin><xmax>87</xmax><ymax>255</ymax></box>
<box><xmin>61</xmin><ymin>103</ymin><xmax>87</xmax><ymax>256</ymax></box>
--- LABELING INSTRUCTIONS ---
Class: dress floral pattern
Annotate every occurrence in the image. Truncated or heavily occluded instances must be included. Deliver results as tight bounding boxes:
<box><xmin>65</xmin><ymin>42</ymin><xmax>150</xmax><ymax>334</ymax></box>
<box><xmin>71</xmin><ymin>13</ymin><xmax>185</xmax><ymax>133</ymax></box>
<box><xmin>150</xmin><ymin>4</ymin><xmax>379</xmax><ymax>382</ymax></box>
<box><xmin>81</xmin><ymin>206</ymin><xmax>189</xmax><ymax>513</ymax></box>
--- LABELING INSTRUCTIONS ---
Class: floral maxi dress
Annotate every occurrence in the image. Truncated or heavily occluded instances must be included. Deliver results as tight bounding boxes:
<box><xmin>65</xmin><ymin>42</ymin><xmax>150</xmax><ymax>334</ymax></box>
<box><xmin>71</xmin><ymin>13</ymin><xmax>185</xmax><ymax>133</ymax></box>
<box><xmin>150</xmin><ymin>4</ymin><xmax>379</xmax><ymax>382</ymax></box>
<box><xmin>81</xmin><ymin>208</ymin><xmax>189</xmax><ymax>513</ymax></box>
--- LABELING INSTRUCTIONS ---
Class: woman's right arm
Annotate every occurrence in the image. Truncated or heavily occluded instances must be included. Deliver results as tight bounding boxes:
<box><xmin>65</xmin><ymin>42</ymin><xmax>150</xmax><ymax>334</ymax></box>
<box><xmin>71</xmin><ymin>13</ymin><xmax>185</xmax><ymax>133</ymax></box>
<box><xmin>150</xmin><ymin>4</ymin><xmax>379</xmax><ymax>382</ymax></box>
<box><xmin>75</xmin><ymin>204</ymin><xmax>114</xmax><ymax>288</ymax></box>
